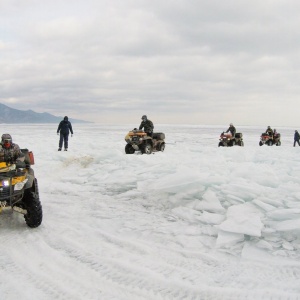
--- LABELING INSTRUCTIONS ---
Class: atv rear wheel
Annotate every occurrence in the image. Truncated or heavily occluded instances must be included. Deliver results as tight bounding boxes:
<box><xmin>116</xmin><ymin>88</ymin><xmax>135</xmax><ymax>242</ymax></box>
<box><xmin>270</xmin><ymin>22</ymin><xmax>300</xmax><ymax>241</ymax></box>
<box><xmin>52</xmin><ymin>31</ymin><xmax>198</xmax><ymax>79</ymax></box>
<box><xmin>23</xmin><ymin>179</ymin><xmax>43</xmax><ymax>228</ymax></box>
<box><xmin>125</xmin><ymin>144</ymin><xmax>135</xmax><ymax>154</ymax></box>
<box><xmin>276</xmin><ymin>141</ymin><xmax>281</xmax><ymax>146</ymax></box>
<box><xmin>141</xmin><ymin>143</ymin><xmax>152</xmax><ymax>154</ymax></box>
<box><xmin>159</xmin><ymin>142</ymin><xmax>165</xmax><ymax>152</ymax></box>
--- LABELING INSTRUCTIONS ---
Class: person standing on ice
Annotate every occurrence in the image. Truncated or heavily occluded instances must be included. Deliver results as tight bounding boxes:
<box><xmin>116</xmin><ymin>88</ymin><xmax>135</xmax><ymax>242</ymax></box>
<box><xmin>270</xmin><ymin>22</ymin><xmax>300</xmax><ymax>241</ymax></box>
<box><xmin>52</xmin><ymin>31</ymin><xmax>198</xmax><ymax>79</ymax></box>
<box><xmin>294</xmin><ymin>130</ymin><xmax>300</xmax><ymax>147</ymax></box>
<box><xmin>139</xmin><ymin>115</ymin><xmax>154</xmax><ymax>137</ymax></box>
<box><xmin>57</xmin><ymin>116</ymin><xmax>73</xmax><ymax>151</ymax></box>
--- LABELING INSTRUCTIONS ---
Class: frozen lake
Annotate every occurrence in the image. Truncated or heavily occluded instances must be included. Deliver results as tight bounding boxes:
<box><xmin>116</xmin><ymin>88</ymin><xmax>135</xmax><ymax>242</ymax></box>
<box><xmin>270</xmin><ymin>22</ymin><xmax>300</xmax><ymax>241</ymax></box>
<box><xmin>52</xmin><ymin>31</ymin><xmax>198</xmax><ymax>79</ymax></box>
<box><xmin>0</xmin><ymin>123</ymin><xmax>300</xmax><ymax>300</ymax></box>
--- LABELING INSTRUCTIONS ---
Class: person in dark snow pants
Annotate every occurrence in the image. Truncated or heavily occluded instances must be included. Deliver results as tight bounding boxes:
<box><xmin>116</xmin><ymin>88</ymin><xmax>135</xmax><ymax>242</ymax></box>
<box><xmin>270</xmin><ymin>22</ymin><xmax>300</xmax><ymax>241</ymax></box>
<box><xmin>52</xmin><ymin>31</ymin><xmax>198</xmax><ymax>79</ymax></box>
<box><xmin>57</xmin><ymin>116</ymin><xmax>73</xmax><ymax>151</ymax></box>
<box><xmin>294</xmin><ymin>130</ymin><xmax>300</xmax><ymax>147</ymax></box>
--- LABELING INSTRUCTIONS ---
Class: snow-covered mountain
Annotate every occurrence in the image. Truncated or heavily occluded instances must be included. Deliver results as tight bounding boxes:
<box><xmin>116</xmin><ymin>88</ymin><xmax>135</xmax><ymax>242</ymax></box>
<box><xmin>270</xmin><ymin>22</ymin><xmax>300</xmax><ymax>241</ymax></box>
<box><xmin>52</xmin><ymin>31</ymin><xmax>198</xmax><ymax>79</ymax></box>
<box><xmin>0</xmin><ymin>124</ymin><xmax>300</xmax><ymax>300</ymax></box>
<box><xmin>0</xmin><ymin>103</ymin><xmax>89</xmax><ymax>123</ymax></box>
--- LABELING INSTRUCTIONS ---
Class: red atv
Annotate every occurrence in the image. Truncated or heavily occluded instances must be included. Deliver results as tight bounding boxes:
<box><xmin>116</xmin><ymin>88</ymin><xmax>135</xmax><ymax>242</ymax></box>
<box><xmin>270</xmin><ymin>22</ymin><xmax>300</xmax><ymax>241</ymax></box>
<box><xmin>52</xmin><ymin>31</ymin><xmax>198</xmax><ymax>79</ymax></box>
<box><xmin>218</xmin><ymin>132</ymin><xmax>244</xmax><ymax>147</ymax></box>
<box><xmin>259</xmin><ymin>133</ymin><xmax>281</xmax><ymax>146</ymax></box>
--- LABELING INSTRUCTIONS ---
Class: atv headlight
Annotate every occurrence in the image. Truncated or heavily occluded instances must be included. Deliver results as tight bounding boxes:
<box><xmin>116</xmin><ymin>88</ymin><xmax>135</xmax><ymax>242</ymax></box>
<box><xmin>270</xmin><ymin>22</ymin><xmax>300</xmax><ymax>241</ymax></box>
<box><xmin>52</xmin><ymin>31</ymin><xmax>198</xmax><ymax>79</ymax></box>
<box><xmin>2</xmin><ymin>180</ymin><xmax>9</xmax><ymax>187</ymax></box>
<box><xmin>14</xmin><ymin>179</ymin><xmax>28</xmax><ymax>191</ymax></box>
<box><xmin>139</xmin><ymin>138</ymin><xmax>143</xmax><ymax>141</ymax></box>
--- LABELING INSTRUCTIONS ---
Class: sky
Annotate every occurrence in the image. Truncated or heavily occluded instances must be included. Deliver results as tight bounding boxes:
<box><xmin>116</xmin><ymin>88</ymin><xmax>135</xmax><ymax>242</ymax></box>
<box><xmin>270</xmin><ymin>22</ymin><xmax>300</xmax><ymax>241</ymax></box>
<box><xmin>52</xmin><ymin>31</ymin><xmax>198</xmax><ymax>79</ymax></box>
<box><xmin>1</xmin><ymin>124</ymin><xmax>300</xmax><ymax>299</ymax></box>
<box><xmin>1</xmin><ymin>0</ymin><xmax>300</xmax><ymax>126</ymax></box>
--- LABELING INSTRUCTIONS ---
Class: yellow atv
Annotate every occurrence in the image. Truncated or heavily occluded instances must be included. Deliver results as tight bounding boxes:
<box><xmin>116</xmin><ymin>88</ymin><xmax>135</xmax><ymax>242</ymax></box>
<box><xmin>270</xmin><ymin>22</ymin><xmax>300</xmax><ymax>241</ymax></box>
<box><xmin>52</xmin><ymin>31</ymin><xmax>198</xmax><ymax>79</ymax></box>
<box><xmin>0</xmin><ymin>149</ymin><xmax>42</xmax><ymax>228</ymax></box>
<box><xmin>125</xmin><ymin>129</ymin><xmax>165</xmax><ymax>154</ymax></box>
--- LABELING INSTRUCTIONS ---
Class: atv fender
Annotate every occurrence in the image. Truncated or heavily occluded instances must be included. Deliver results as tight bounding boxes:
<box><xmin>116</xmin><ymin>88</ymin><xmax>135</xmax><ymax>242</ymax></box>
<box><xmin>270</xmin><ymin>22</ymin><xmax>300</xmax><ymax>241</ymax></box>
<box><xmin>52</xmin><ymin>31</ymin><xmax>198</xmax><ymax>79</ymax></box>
<box><xmin>144</xmin><ymin>136</ymin><xmax>153</xmax><ymax>146</ymax></box>
<box><xmin>25</xmin><ymin>168</ymin><xmax>35</xmax><ymax>190</ymax></box>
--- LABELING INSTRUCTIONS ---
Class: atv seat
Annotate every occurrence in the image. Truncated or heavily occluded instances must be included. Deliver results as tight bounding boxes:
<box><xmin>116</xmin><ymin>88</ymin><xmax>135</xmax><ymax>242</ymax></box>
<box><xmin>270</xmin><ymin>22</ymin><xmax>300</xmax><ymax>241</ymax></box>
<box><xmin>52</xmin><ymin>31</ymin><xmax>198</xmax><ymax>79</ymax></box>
<box><xmin>128</xmin><ymin>131</ymin><xmax>146</xmax><ymax>136</ymax></box>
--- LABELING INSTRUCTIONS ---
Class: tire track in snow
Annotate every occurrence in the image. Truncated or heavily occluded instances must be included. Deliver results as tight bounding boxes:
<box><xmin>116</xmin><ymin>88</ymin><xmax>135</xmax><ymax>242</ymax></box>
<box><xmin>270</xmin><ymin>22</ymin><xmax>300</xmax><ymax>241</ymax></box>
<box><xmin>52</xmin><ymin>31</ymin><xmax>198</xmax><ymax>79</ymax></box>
<box><xmin>42</xmin><ymin>189</ymin><xmax>300</xmax><ymax>300</ymax></box>
<box><xmin>42</xmin><ymin>221</ymin><xmax>300</xmax><ymax>300</ymax></box>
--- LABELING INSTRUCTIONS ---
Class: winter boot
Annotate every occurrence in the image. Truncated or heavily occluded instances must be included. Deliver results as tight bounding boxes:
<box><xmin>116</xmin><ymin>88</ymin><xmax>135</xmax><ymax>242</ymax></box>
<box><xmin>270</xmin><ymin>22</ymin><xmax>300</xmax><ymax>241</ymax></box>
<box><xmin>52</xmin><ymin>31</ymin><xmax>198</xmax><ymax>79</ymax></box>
<box><xmin>58</xmin><ymin>148</ymin><xmax>62</xmax><ymax>151</ymax></box>
<box><xmin>64</xmin><ymin>148</ymin><xmax>68</xmax><ymax>151</ymax></box>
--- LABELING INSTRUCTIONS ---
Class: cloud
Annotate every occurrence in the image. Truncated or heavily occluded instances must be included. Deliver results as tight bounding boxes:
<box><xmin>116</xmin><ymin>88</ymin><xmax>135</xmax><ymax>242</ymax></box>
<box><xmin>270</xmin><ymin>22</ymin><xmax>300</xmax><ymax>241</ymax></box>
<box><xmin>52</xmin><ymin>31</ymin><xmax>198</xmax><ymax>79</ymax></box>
<box><xmin>0</xmin><ymin>0</ymin><xmax>300</xmax><ymax>125</ymax></box>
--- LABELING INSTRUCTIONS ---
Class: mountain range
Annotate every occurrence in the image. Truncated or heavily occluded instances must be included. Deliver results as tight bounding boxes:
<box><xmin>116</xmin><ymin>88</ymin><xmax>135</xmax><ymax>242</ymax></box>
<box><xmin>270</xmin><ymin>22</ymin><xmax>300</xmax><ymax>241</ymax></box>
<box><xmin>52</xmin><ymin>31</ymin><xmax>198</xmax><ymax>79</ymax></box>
<box><xmin>0</xmin><ymin>103</ymin><xmax>90</xmax><ymax>123</ymax></box>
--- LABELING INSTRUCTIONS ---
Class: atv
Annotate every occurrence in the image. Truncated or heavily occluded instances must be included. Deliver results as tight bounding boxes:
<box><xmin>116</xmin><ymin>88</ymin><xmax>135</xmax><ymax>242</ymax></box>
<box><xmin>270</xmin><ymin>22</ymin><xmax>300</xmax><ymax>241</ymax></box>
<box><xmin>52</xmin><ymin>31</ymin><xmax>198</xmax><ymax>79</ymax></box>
<box><xmin>0</xmin><ymin>149</ymin><xmax>42</xmax><ymax>228</ymax></box>
<box><xmin>218</xmin><ymin>132</ymin><xmax>244</xmax><ymax>147</ymax></box>
<box><xmin>125</xmin><ymin>129</ymin><xmax>165</xmax><ymax>154</ymax></box>
<box><xmin>259</xmin><ymin>133</ymin><xmax>281</xmax><ymax>146</ymax></box>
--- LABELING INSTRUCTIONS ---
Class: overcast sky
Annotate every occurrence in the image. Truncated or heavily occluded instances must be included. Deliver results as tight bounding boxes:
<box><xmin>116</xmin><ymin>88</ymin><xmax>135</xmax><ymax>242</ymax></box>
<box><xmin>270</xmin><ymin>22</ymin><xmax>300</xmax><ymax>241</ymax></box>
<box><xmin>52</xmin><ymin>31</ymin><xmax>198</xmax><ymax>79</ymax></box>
<box><xmin>1</xmin><ymin>0</ymin><xmax>300</xmax><ymax>126</ymax></box>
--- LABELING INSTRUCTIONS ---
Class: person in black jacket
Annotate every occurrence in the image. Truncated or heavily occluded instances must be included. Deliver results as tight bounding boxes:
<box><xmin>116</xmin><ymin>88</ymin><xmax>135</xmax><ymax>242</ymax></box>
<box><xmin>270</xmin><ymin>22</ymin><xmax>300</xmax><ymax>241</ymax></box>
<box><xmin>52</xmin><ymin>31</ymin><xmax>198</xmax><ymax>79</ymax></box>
<box><xmin>57</xmin><ymin>116</ymin><xmax>73</xmax><ymax>151</ymax></box>
<box><xmin>225</xmin><ymin>123</ymin><xmax>236</xmax><ymax>138</ymax></box>
<box><xmin>294</xmin><ymin>130</ymin><xmax>300</xmax><ymax>147</ymax></box>
<box><xmin>139</xmin><ymin>115</ymin><xmax>154</xmax><ymax>136</ymax></box>
<box><xmin>266</xmin><ymin>126</ymin><xmax>274</xmax><ymax>137</ymax></box>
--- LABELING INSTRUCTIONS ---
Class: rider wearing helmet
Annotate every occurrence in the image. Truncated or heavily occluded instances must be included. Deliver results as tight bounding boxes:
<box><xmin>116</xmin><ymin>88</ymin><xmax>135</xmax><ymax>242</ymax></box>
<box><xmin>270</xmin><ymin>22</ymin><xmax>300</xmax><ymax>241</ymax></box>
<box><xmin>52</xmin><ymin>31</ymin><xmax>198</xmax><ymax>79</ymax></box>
<box><xmin>0</xmin><ymin>134</ymin><xmax>25</xmax><ymax>163</ymax></box>
<box><xmin>0</xmin><ymin>133</ymin><xmax>35</xmax><ymax>188</ymax></box>
<box><xmin>139</xmin><ymin>115</ymin><xmax>154</xmax><ymax>136</ymax></box>
<box><xmin>225</xmin><ymin>123</ymin><xmax>236</xmax><ymax>138</ymax></box>
<box><xmin>266</xmin><ymin>126</ymin><xmax>274</xmax><ymax>137</ymax></box>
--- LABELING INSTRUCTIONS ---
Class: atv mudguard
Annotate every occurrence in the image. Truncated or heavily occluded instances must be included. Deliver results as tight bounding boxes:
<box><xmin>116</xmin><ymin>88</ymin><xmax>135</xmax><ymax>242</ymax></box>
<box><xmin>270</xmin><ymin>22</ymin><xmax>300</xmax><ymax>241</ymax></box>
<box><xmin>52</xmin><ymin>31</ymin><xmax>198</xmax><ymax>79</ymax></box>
<box><xmin>21</xmin><ymin>148</ymin><xmax>35</xmax><ymax>166</ymax></box>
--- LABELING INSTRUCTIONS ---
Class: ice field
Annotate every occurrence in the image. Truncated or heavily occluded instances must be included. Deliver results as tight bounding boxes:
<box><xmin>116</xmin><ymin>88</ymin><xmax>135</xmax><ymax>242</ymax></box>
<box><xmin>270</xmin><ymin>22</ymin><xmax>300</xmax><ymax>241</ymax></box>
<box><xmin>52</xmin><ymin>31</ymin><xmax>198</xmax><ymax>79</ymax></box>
<box><xmin>0</xmin><ymin>124</ymin><xmax>300</xmax><ymax>300</ymax></box>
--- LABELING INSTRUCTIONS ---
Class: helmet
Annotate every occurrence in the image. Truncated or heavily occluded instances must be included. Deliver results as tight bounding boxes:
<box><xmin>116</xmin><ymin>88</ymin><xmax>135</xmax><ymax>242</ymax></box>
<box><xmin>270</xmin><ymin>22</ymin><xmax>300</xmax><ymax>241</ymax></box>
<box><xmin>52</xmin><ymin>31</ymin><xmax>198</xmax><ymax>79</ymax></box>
<box><xmin>230</xmin><ymin>123</ymin><xmax>233</xmax><ymax>126</ymax></box>
<box><xmin>141</xmin><ymin>115</ymin><xmax>147</xmax><ymax>121</ymax></box>
<box><xmin>64</xmin><ymin>116</ymin><xmax>68</xmax><ymax>121</ymax></box>
<box><xmin>1</xmin><ymin>133</ymin><xmax>12</xmax><ymax>148</ymax></box>
<box><xmin>268</xmin><ymin>126</ymin><xmax>271</xmax><ymax>129</ymax></box>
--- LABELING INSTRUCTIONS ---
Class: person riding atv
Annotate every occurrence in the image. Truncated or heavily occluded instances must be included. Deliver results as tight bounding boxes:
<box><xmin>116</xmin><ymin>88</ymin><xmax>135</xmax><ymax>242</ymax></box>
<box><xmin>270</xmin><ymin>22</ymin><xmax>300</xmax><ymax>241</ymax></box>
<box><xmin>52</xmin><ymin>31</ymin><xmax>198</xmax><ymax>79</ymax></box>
<box><xmin>218</xmin><ymin>123</ymin><xmax>244</xmax><ymax>146</ymax></box>
<box><xmin>0</xmin><ymin>134</ymin><xmax>42</xmax><ymax>227</ymax></box>
<box><xmin>139</xmin><ymin>115</ymin><xmax>154</xmax><ymax>136</ymax></box>
<box><xmin>225</xmin><ymin>123</ymin><xmax>236</xmax><ymax>137</ymax></box>
<box><xmin>259</xmin><ymin>129</ymin><xmax>281</xmax><ymax>146</ymax></box>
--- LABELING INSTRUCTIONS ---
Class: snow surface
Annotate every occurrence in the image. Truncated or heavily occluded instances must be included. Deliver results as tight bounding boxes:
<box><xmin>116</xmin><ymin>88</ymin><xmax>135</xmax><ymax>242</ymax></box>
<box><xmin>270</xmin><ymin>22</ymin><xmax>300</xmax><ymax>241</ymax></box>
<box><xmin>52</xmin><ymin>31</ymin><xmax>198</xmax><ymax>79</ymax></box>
<box><xmin>1</xmin><ymin>124</ymin><xmax>300</xmax><ymax>300</ymax></box>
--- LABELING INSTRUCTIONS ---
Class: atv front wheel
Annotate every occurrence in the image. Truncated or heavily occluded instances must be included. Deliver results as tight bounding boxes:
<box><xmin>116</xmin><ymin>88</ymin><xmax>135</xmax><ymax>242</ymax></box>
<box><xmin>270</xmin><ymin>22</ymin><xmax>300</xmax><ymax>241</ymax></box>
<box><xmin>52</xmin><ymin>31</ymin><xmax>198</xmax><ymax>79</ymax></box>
<box><xmin>125</xmin><ymin>144</ymin><xmax>135</xmax><ymax>154</ymax></box>
<box><xmin>218</xmin><ymin>142</ymin><xmax>224</xmax><ymax>147</ymax></box>
<box><xmin>23</xmin><ymin>179</ymin><xmax>43</xmax><ymax>228</ymax></box>
<box><xmin>141</xmin><ymin>143</ymin><xmax>153</xmax><ymax>154</ymax></box>
<box><xmin>259</xmin><ymin>141</ymin><xmax>263</xmax><ymax>146</ymax></box>
<box><xmin>267</xmin><ymin>140</ymin><xmax>273</xmax><ymax>146</ymax></box>
<box><xmin>276</xmin><ymin>141</ymin><xmax>281</xmax><ymax>146</ymax></box>
<box><xmin>239</xmin><ymin>141</ymin><xmax>244</xmax><ymax>147</ymax></box>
